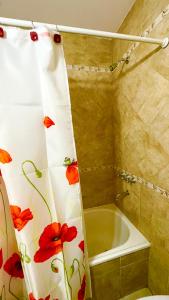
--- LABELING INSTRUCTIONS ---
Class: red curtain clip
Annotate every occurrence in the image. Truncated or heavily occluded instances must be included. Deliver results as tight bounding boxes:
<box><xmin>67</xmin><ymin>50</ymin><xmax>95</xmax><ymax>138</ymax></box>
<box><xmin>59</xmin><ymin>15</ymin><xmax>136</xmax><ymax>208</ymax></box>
<box><xmin>0</xmin><ymin>27</ymin><xmax>4</xmax><ymax>38</ymax></box>
<box><xmin>54</xmin><ymin>34</ymin><xmax>61</xmax><ymax>43</ymax></box>
<box><xmin>30</xmin><ymin>31</ymin><xmax>38</xmax><ymax>41</ymax></box>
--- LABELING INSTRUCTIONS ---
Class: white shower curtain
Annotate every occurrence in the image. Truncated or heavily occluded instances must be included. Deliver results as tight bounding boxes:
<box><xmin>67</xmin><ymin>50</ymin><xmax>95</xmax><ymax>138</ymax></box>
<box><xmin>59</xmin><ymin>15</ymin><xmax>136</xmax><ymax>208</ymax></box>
<box><xmin>0</xmin><ymin>25</ymin><xmax>90</xmax><ymax>300</ymax></box>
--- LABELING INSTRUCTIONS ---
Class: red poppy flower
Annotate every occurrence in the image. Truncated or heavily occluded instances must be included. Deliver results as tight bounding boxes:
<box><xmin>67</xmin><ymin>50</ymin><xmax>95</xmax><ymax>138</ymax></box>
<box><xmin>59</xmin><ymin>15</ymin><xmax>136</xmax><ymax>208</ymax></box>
<box><xmin>78</xmin><ymin>275</ymin><xmax>86</xmax><ymax>300</ymax></box>
<box><xmin>0</xmin><ymin>249</ymin><xmax>3</xmax><ymax>268</ymax></box>
<box><xmin>4</xmin><ymin>253</ymin><xmax>24</xmax><ymax>278</ymax></box>
<box><xmin>66</xmin><ymin>161</ymin><xmax>79</xmax><ymax>185</ymax></box>
<box><xmin>29</xmin><ymin>293</ymin><xmax>50</xmax><ymax>300</ymax></box>
<box><xmin>34</xmin><ymin>222</ymin><xmax>77</xmax><ymax>263</ymax></box>
<box><xmin>78</xmin><ymin>240</ymin><xmax>84</xmax><ymax>253</ymax></box>
<box><xmin>0</xmin><ymin>149</ymin><xmax>12</xmax><ymax>164</ymax></box>
<box><xmin>10</xmin><ymin>205</ymin><xmax>33</xmax><ymax>231</ymax></box>
<box><xmin>43</xmin><ymin>116</ymin><xmax>55</xmax><ymax>128</ymax></box>
<box><xmin>29</xmin><ymin>293</ymin><xmax>35</xmax><ymax>300</ymax></box>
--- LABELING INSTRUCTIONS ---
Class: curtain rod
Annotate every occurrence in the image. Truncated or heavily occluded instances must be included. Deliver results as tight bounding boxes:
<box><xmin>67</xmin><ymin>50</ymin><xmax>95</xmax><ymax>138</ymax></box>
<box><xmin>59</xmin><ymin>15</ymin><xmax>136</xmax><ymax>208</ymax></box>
<box><xmin>0</xmin><ymin>17</ymin><xmax>168</xmax><ymax>48</ymax></box>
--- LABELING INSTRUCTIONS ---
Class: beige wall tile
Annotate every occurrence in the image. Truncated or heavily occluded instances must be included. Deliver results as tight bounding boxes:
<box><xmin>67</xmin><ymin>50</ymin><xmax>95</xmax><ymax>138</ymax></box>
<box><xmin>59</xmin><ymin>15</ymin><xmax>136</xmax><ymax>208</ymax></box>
<box><xmin>111</xmin><ymin>0</ymin><xmax>169</xmax><ymax>295</ymax></box>
<box><xmin>139</xmin><ymin>185</ymin><xmax>169</xmax><ymax>251</ymax></box>
<box><xmin>116</xmin><ymin>181</ymin><xmax>141</xmax><ymax>227</ymax></box>
<box><xmin>121</xmin><ymin>249</ymin><xmax>149</xmax><ymax>267</ymax></box>
<box><xmin>113</xmin><ymin>178</ymin><xmax>141</xmax><ymax>228</ymax></box>
<box><xmin>68</xmin><ymin>69</ymin><xmax>116</xmax><ymax>209</ymax></box>
<box><xmin>91</xmin><ymin>259</ymin><xmax>121</xmax><ymax>300</ymax></box>
<box><xmin>112</xmin><ymin>0</ymin><xmax>169</xmax><ymax>61</ymax></box>
<box><xmin>61</xmin><ymin>0</ymin><xmax>169</xmax><ymax>296</ymax></box>
<box><xmin>80</xmin><ymin>169</ymin><xmax>115</xmax><ymax>208</ymax></box>
<box><xmin>90</xmin><ymin>252</ymin><xmax>149</xmax><ymax>299</ymax></box>
<box><xmin>138</xmin><ymin>186</ymin><xmax>155</xmax><ymax>240</ymax></box>
<box><xmin>148</xmin><ymin>247</ymin><xmax>169</xmax><ymax>294</ymax></box>
<box><xmin>69</xmin><ymin>72</ymin><xmax>115</xmax><ymax>170</ymax></box>
<box><xmin>91</xmin><ymin>258</ymin><xmax>120</xmax><ymax>276</ymax></box>
<box><xmin>63</xmin><ymin>33</ymin><xmax>115</xmax><ymax>67</ymax></box>
<box><xmin>120</xmin><ymin>259</ymin><xmax>148</xmax><ymax>297</ymax></box>
<box><xmin>111</xmin><ymin>13</ymin><xmax>169</xmax><ymax>190</ymax></box>
<box><xmin>63</xmin><ymin>37</ymin><xmax>116</xmax><ymax>210</ymax></box>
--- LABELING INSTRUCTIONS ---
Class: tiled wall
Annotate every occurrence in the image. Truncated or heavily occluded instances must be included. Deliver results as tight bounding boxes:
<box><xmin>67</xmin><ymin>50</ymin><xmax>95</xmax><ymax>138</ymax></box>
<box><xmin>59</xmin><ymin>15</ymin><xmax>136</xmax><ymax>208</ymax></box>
<box><xmin>61</xmin><ymin>1</ymin><xmax>169</xmax><ymax>295</ymax></box>
<box><xmin>91</xmin><ymin>248</ymin><xmax>149</xmax><ymax>300</ymax></box>
<box><xmin>62</xmin><ymin>33</ymin><xmax>116</xmax><ymax>208</ymax></box>
<box><xmin>111</xmin><ymin>0</ymin><xmax>169</xmax><ymax>295</ymax></box>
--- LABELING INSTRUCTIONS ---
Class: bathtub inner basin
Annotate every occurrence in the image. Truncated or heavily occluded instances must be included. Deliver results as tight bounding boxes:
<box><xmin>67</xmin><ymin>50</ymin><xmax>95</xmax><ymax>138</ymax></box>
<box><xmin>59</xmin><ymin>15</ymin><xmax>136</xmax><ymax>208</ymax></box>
<box><xmin>84</xmin><ymin>207</ymin><xmax>129</xmax><ymax>257</ymax></box>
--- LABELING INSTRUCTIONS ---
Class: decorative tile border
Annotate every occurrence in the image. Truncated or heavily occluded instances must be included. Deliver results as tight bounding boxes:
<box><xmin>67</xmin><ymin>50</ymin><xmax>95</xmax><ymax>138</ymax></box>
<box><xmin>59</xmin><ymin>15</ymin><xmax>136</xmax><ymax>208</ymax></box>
<box><xmin>66</xmin><ymin>4</ymin><xmax>169</xmax><ymax>74</ymax></box>
<box><xmin>79</xmin><ymin>164</ymin><xmax>114</xmax><ymax>173</ymax></box>
<box><xmin>67</xmin><ymin>64</ymin><xmax>111</xmax><ymax>73</ymax></box>
<box><xmin>80</xmin><ymin>165</ymin><xmax>169</xmax><ymax>199</ymax></box>
<box><xmin>114</xmin><ymin>167</ymin><xmax>169</xmax><ymax>199</ymax></box>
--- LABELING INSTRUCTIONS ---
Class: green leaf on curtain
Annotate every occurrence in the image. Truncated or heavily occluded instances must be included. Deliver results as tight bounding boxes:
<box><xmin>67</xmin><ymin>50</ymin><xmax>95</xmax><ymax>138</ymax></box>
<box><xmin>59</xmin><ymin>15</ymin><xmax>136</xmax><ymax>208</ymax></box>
<box><xmin>69</xmin><ymin>264</ymin><xmax>75</xmax><ymax>279</ymax></box>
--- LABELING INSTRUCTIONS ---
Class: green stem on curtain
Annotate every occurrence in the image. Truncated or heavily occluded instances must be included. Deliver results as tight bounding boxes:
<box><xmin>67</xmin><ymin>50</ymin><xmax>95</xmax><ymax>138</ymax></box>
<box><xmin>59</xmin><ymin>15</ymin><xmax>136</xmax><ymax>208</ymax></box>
<box><xmin>51</xmin><ymin>257</ymin><xmax>63</xmax><ymax>265</ymax></box>
<box><xmin>62</xmin><ymin>251</ymin><xmax>72</xmax><ymax>300</ymax></box>
<box><xmin>72</xmin><ymin>258</ymin><xmax>81</xmax><ymax>285</ymax></box>
<box><xmin>82</xmin><ymin>262</ymin><xmax>85</xmax><ymax>271</ymax></box>
<box><xmin>82</xmin><ymin>254</ymin><xmax>86</xmax><ymax>271</ymax></box>
<box><xmin>19</xmin><ymin>243</ymin><xmax>31</xmax><ymax>264</ymax></box>
<box><xmin>0</xmin><ymin>188</ymin><xmax>9</xmax><ymax>257</ymax></box>
<box><xmin>9</xmin><ymin>277</ymin><xmax>20</xmax><ymax>300</ymax></box>
<box><xmin>19</xmin><ymin>243</ymin><xmax>26</xmax><ymax>257</ymax></box>
<box><xmin>22</xmin><ymin>160</ymin><xmax>52</xmax><ymax>223</ymax></box>
<box><xmin>51</xmin><ymin>256</ymin><xmax>72</xmax><ymax>300</ymax></box>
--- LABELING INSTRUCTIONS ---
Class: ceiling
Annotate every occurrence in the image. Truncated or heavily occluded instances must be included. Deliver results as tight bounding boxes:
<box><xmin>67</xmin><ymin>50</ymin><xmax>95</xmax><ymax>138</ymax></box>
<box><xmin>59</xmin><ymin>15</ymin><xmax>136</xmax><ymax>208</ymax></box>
<box><xmin>0</xmin><ymin>0</ymin><xmax>135</xmax><ymax>32</ymax></box>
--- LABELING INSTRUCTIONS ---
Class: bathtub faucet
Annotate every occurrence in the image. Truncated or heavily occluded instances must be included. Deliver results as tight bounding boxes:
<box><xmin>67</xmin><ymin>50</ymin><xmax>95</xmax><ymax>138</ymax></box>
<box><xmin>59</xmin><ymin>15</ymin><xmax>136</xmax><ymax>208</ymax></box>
<box><xmin>115</xmin><ymin>190</ymin><xmax>129</xmax><ymax>201</ymax></box>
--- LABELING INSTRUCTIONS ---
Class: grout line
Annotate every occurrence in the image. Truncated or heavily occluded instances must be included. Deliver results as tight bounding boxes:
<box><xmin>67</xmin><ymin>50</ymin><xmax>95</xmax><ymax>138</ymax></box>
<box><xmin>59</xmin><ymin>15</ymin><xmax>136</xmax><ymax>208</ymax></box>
<box><xmin>120</xmin><ymin>258</ymin><xmax>149</xmax><ymax>269</ymax></box>
<box><xmin>120</xmin><ymin>258</ymin><xmax>122</xmax><ymax>298</ymax></box>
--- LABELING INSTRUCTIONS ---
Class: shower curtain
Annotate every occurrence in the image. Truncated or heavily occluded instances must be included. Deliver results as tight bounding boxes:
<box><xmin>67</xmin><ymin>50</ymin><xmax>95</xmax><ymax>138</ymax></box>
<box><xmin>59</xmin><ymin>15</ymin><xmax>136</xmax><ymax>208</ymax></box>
<box><xmin>0</xmin><ymin>25</ymin><xmax>89</xmax><ymax>300</ymax></box>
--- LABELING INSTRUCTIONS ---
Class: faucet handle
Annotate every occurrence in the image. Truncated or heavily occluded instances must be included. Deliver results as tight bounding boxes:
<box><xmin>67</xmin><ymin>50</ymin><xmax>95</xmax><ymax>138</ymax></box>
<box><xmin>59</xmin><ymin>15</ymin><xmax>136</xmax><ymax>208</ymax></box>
<box><xmin>115</xmin><ymin>190</ymin><xmax>129</xmax><ymax>201</ymax></box>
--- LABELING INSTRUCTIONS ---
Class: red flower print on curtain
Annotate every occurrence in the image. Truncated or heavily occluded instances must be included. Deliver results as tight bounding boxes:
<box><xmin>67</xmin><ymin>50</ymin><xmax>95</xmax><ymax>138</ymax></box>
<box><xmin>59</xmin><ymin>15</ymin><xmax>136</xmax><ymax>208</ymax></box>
<box><xmin>0</xmin><ymin>25</ymin><xmax>90</xmax><ymax>300</ymax></box>
<box><xmin>0</xmin><ymin>148</ymin><xmax>12</xmax><ymax>164</ymax></box>
<box><xmin>10</xmin><ymin>205</ymin><xmax>33</xmax><ymax>231</ymax></box>
<box><xmin>78</xmin><ymin>240</ymin><xmax>84</xmax><ymax>253</ymax></box>
<box><xmin>64</xmin><ymin>157</ymin><xmax>79</xmax><ymax>185</ymax></box>
<box><xmin>78</xmin><ymin>275</ymin><xmax>86</xmax><ymax>300</ymax></box>
<box><xmin>4</xmin><ymin>253</ymin><xmax>24</xmax><ymax>278</ymax></box>
<box><xmin>43</xmin><ymin>116</ymin><xmax>55</xmax><ymax>128</ymax></box>
<box><xmin>0</xmin><ymin>248</ymin><xmax>3</xmax><ymax>268</ymax></box>
<box><xmin>29</xmin><ymin>293</ymin><xmax>50</xmax><ymax>300</ymax></box>
<box><xmin>34</xmin><ymin>222</ymin><xmax>77</xmax><ymax>262</ymax></box>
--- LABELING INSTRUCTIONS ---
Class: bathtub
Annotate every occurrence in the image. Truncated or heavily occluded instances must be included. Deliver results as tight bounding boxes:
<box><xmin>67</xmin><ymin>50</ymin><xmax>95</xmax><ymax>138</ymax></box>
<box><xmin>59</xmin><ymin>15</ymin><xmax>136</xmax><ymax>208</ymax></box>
<box><xmin>84</xmin><ymin>203</ymin><xmax>150</xmax><ymax>267</ymax></box>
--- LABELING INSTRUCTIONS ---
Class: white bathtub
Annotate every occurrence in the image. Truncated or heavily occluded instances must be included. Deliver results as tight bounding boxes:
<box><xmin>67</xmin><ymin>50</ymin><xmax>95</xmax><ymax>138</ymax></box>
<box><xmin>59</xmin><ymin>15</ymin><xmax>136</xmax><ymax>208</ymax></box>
<box><xmin>84</xmin><ymin>203</ymin><xmax>150</xmax><ymax>267</ymax></box>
